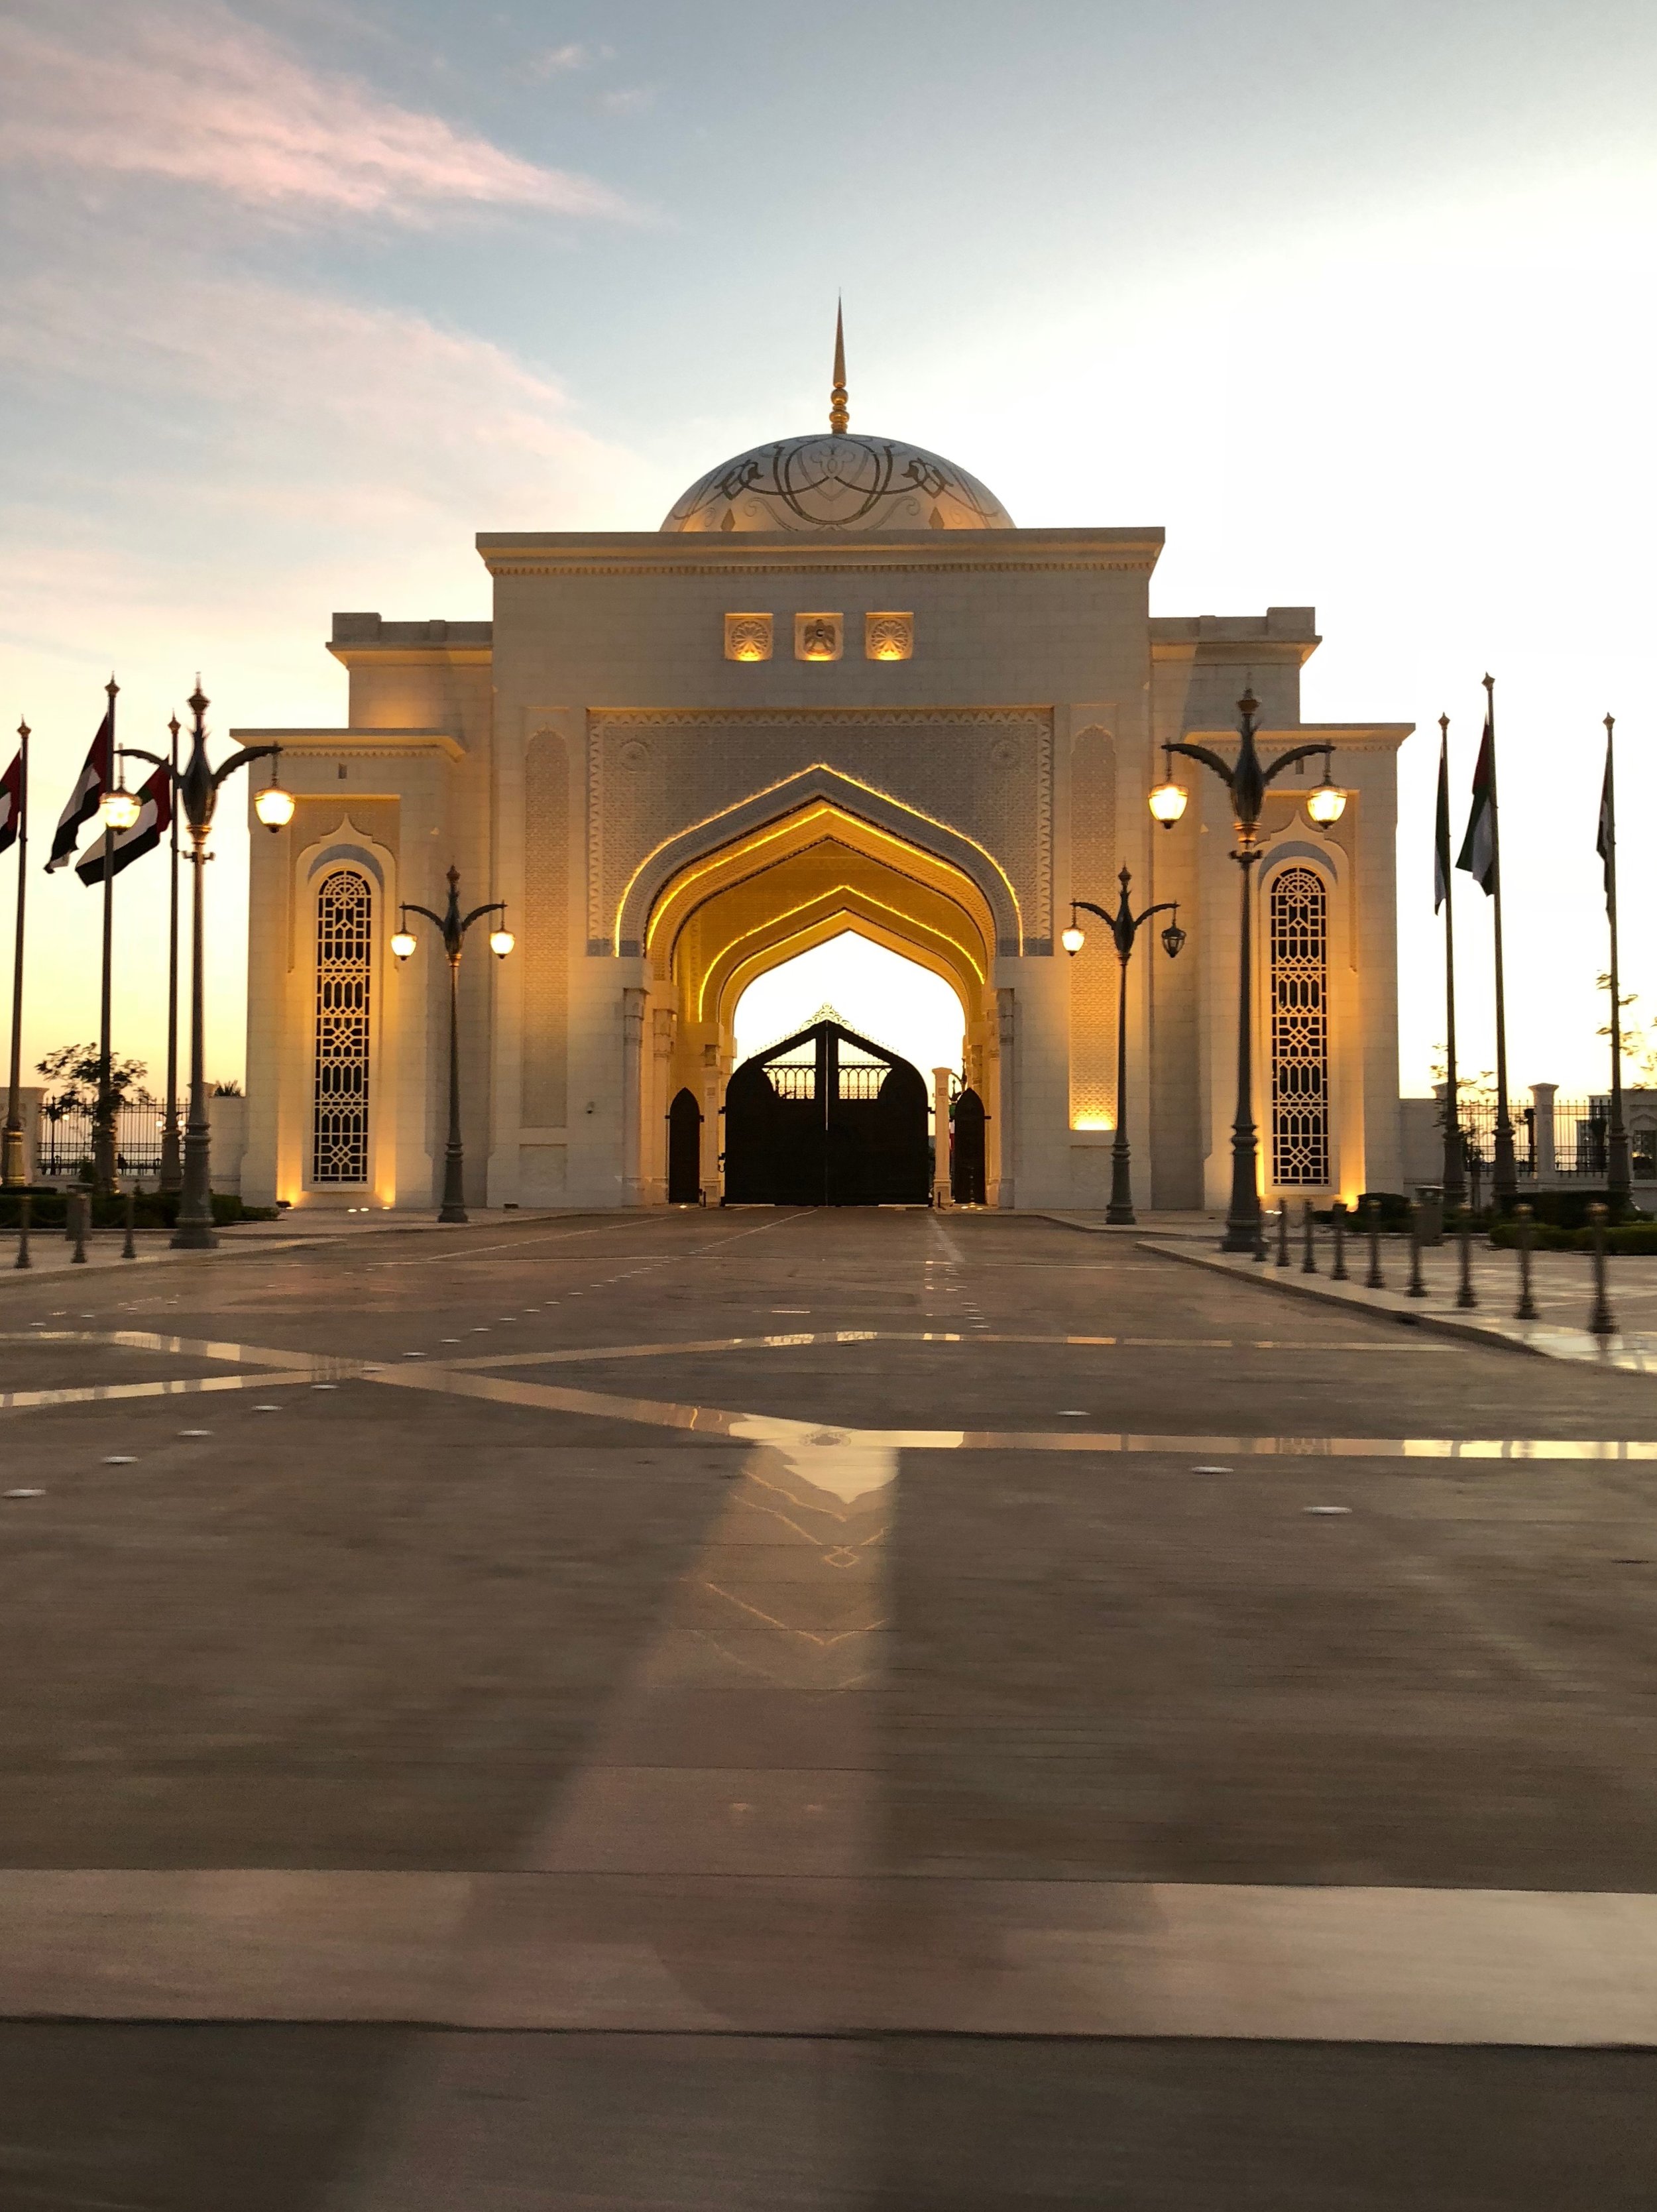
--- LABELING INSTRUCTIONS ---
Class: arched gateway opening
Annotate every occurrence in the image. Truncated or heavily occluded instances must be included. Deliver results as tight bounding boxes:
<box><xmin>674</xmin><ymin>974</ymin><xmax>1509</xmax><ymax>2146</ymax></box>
<box><xmin>641</xmin><ymin>799</ymin><xmax>998</xmax><ymax>1206</ymax></box>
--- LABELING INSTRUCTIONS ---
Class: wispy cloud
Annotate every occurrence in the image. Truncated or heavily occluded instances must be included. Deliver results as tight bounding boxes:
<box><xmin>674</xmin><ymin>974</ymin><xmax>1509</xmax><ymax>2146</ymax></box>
<box><xmin>0</xmin><ymin>0</ymin><xmax>629</xmax><ymax>219</ymax></box>
<box><xmin>526</xmin><ymin>40</ymin><xmax>612</xmax><ymax>79</ymax></box>
<box><xmin>590</xmin><ymin>86</ymin><xmax>656</xmax><ymax>119</ymax></box>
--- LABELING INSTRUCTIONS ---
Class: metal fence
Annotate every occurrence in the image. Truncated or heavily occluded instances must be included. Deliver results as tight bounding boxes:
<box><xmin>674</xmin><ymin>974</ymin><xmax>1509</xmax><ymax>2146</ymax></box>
<box><xmin>1454</xmin><ymin>1096</ymin><xmax>1656</xmax><ymax>1185</ymax></box>
<box><xmin>34</xmin><ymin>1096</ymin><xmax>178</xmax><ymax>1180</ymax></box>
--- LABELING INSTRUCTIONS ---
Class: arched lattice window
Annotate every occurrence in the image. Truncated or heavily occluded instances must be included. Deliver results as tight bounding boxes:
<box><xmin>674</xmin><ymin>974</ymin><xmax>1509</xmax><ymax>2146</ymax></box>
<box><xmin>1269</xmin><ymin>866</ymin><xmax>1330</xmax><ymax>1187</ymax></box>
<box><xmin>312</xmin><ymin>869</ymin><xmax>372</xmax><ymax>1184</ymax></box>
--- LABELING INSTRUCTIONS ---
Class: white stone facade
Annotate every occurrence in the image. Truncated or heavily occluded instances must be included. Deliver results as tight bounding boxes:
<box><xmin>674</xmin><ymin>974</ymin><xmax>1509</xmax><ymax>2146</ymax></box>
<box><xmin>235</xmin><ymin>426</ymin><xmax>1408</xmax><ymax>1214</ymax></box>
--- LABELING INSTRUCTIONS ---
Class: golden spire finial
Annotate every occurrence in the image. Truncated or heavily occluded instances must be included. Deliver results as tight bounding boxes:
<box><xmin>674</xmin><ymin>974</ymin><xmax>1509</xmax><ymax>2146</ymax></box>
<box><xmin>829</xmin><ymin>300</ymin><xmax>848</xmax><ymax>435</ymax></box>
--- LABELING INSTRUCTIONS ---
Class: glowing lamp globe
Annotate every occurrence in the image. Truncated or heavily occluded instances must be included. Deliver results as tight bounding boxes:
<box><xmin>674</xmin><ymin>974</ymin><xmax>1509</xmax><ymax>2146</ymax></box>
<box><xmin>1306</xmin><ymin>776</ymin><xmax>1346</xmax><ymax>827</ymax></box>
<box><xmin>1060</xmin><ymin>923</ymin><xmax>1086</xmax><ymax>957</ymax></box>
<box><xmin>1148</xmin><ymin>778</ymin><xmax>1188</xmax><ymax>828</ymax></box>
<box><xmin>390</xmin><ymin>929</ymin><xmax>416</xmax><ymax>962</ymax></box>
<box><xmin>489</xmin><ymin>928</ymin><xmax>516</xmax><ymax>959</ymax></box>
<box><xmin>100</xmin><ymin>786</ymin><xmax>141</xmax><ymax>831</ymax></box>
<box><xmin>255</xmin><ymin>782</ymin><xmax>294</xmax><ymax>831</ymax></box>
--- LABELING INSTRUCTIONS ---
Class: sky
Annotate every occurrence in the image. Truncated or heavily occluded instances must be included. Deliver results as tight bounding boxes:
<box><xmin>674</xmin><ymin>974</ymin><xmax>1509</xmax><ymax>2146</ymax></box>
<box><xmin>1</xmin><ymin>0</ymin><xmax>1654</xmax><ymax>1099</ymax></box>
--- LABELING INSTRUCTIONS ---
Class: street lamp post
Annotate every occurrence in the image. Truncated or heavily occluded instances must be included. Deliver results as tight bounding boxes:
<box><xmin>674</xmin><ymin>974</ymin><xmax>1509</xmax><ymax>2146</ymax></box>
<box><xmin>1062</xmin><ymin>866</ymin><xmax>1184</xmax><ymax>1224</ymax></box>
<box><xmin>123</xmin><ymin>683</ymin><xmax>293</xmax><ymax>1250</ymax></box>
<box><xmin>391</xmin><ymin>867</ymin><xmax>514</xmax><ymax>1224</ymax></box>
<box><xmin>1149</xmin><ymin>689</ymin><xmax>1346</xmax><ymax>1253</ymax></box>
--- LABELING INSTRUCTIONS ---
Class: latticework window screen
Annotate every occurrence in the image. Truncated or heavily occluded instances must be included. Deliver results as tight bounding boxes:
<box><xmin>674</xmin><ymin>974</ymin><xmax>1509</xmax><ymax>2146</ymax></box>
<box><xmin>312</xmin><ymin>869</ymin><xmax>372</xmax><ymax>1184</ymax></box>
<box><xmin>1269</xmin><ymin>866</ymin><xmax>1330</xmax><ymax>1187</ymax></box>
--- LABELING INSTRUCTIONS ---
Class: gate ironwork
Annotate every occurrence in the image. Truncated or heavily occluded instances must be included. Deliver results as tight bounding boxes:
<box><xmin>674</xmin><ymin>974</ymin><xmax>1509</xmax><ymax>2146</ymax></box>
<box><xmin>723</xmin><ymin>1019</ymin><xmax>930</xmax><ymax>1205</ymax></box>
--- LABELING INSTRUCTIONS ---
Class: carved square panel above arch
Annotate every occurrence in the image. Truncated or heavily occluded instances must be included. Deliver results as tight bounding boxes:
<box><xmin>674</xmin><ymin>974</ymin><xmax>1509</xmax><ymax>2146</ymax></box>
<box><xmin>585</xmin><ymin>707</ymin><xmax>1053</xmax><ymax>958</ymax></box>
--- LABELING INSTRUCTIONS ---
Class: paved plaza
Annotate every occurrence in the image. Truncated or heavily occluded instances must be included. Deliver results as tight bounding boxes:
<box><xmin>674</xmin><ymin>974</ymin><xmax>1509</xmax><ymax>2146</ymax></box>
<box><xmin>4</xmin><ymin>1207</ymin><xmax>1657</xmax><ymax>2206</ymax></box>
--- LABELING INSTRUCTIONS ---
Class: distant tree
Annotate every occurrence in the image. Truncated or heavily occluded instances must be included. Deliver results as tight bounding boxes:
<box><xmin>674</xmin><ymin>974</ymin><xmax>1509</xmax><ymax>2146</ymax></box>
<box><xmin>35</xmin><ymin>1043</ymin><xmax>152</xmax><ymax>1112</ymax></box>
<box><xmin>1595</xmin><ymin>974</ymin><xmax>1657</xmax><ymax>1087</ymax></box>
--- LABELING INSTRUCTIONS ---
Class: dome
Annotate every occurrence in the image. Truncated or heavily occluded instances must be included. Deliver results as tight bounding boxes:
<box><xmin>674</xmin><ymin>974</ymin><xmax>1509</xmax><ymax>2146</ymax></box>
<box><xmin>661</xmin><ymin>432</ymin><xmax>1015</xmax><ymax>535</ymax></box>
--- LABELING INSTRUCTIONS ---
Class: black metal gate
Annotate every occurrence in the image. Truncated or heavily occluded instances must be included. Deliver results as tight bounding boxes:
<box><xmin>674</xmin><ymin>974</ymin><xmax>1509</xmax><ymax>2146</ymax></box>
<box><xmin>950</xmin><ymin>1086</ymin><xmax>987</xmax><ymax>1205</ymax></box>
<box><xmin>723</xmin><ymin>1019</ymin><xmax>931</xmax><ymax>1205</ymax></box>
<box><xmin>667</xmin><ymin>1087</ymin><xmax>702</xmax><ymax>1203</ymax></box>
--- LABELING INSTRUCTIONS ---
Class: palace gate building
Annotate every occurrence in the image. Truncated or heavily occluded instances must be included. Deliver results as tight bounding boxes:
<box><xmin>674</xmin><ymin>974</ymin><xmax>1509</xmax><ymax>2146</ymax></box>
<box><xmin>237</xmin><ymin>350</ymin><xmax>1409</xmax><ymax>1214</ymax></box>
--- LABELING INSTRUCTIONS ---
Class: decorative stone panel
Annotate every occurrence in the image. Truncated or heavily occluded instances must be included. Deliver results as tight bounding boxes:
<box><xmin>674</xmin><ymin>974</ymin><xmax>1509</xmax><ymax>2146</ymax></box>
<box><xmin>794</xmin><ymin>612</ymin><xmax>843</xmax><ymax>662</ymax></box>
<box><xmin>522</xmin><ymin>729</ymin><xmax>568</xmax><ymax>1128</ymax></box>
<box><xmin>724</xmin><ymin>612</ymin><xmax>772</xmax><ymax>663</ymax></box>
<box><xmin>864</xmin><ymin>612</ymin><xmax>914</xmax><ymax>662</ymax></box>
<box><xmin>587</xmin><ymin>708</ymin><xmax>1053</xmax><ymax>957</ymax></box>
<box><xmin>1068</xmin><ymin>726</ymin><xmax>1117</xmax><ymax>1130</ymax></box>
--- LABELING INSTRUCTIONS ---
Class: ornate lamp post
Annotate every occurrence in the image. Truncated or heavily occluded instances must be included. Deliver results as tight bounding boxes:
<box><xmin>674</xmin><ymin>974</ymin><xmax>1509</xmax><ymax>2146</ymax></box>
<box><xmin>1149</xmin><ymin>689</ymin><xmax>1345</xmax><ymax>1253</ymax></box>
<box><xmin>391</xmin><ymin>868</ymin><xmax>514</xmax><ymax>1224</ymax></box>
<box><xmin>1062</xmin><ymin>866</ymin><xmax>1184</xmax><ymax>1224</ymax></box>
<box><xmin>123</xmin><ymin>683</ymin><xmax>292</xmax><ymax>1249</ymax></box>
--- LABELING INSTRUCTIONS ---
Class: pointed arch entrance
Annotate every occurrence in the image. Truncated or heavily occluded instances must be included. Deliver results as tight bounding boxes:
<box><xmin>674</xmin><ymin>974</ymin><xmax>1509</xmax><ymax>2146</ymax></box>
<box><xmin>639</xmin><ymin>799</ymin><xmax>997</xmax><ymax>1204</ymax></box>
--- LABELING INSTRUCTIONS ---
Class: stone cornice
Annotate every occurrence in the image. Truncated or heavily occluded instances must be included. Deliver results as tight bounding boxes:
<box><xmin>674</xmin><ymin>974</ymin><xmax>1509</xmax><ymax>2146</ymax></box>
<box><xmin>477</xmin><ymin>526</ymin><xmax>1164</xmax><ymax>579</ymax></box>
<box><xmin>231</xmin><ymin>727</ymin><xmax>467</xmax><ymax>762</ymax></box>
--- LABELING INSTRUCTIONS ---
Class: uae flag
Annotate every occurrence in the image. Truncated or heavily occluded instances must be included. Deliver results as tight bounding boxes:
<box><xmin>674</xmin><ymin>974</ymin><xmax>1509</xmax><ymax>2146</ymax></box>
<box><xmin>75</xmin><ymin>764</ymin><xmax>170</xmax><ymax>886</ymax></box>
<box><xmin>1455</xmin><ymin>715</ymin><xmax>1497</xmax><ymax>896</ymax></box>
<box><xmin>0</xmin><ymin>745</ymin><xmax>20</xmax><ymax>858</ymax></box>
<box><xmin>1433</xmin><ymin>732</ymin><xmax>1452</xmax><ymax>913</ymax></box>
<box><xmin>1596</xmin><ymin>735</ymin><xmax>1616</xmax><ymax>917</ymax></box>
<box><xmin>46</xmin><ymin>708</ymin><xmax>113</xmax><ymax>872</ymax></box>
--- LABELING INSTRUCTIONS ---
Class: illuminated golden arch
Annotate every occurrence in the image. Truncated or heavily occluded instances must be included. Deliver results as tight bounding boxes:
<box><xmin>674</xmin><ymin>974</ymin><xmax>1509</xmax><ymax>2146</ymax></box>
<box><xmin>707</xmin><ymin>894</ymin><xmax>980</xmax><ymax>1039</ymax></box>
<box><xmin>650</xmin><ymin>803</ymin><xmax>994</xmax><ymax>1067</ymax></box>
<box><xmin>619</xmin><ymin>767</ymin><xmax>1021</xmax><ymax>955</ymax></box>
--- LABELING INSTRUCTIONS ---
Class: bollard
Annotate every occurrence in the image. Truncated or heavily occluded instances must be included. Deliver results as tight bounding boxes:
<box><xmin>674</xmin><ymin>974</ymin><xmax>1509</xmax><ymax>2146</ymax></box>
<box><xmin>1302</xmin><ymin>1199</ymin><xmax>1318</xmax><ymax>1275</ymax></box>
<box><xmin>1514</xmin><ymin>1202</ymin><xmax>1538</xmax><ymax>1321</ymax></box>
<box><xmin>1365</xmin><ymin>1198</ymin><xmax>1385</xmax><ymax>1289</ymax></box>
<box><xmin>1331</xmin><ymin>1201</ymin><xmax>1349</xmax><ymax>1281</ymax></box>
<box><xmin>70</xmin><ymin>1190</ymin><xmax>87</xmax><ymax>1265</ymax></box>
<box><xmin>1276</xmin><ymin>1204</ymin><xmax>1290</xmax><ymax>1267</ymax></box>
<box><xmin>1456</xmin><ymin>1206</ymin><xmax>1477</xmax><ymax>1309</ymax></box>
<box><xmin>1406</xmin><ymin>1202</ymin><xmax>1428</xmax><ymax>1297</ymax></box>
<box><xmin>13</xmin><ymin>1193</ymin><xmax>30</xmax><ymax>1271</ymax></box>
<box><xmin>121</xmin><ymin>1187</ymin><xmax>137</xmax><ymax>1260</ymax></box>
<box><xmin>1588</xmin><ymin>1201</ymin><xmax>1616</xmax><ymax>1338</ymax></box>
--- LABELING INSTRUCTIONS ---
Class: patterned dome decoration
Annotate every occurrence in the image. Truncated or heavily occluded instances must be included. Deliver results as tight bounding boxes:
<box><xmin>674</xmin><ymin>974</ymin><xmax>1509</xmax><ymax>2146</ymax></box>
<box><xmin>661</xmin><ymin>434</ymin><xmax>1015</xmax><ymax>535</ymax></box>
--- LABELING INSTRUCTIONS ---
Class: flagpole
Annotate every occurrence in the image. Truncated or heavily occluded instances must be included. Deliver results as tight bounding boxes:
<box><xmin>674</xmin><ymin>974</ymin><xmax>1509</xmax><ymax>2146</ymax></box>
<box><xmin>93</xmin><ymin>677</ymin><xmax>120</xmax><ymax>1195</ymax></box>
<box><xmin>1485</xmin><ymin>674</ymin><xmax>1518</xmax><ymax>1208</ymax></box>
<box><xmin>1438</xmin><ymin>716</ymin><xmax>1465</xmax><ymax>1206</ymax></box>
<box><xmin>1604</xmin><ymin>713</ymin><xmax>1630</xmax><ymax>1208</ymax></box>
<box><xmin>2</xmin><ymin>721</ymin><xmax>28</xmax><ymax>1190</ymax></box>
<box><xmin>160</xmin><ymin>715</ymin><xmax>182</xmax><ymax>1194</ymax></box>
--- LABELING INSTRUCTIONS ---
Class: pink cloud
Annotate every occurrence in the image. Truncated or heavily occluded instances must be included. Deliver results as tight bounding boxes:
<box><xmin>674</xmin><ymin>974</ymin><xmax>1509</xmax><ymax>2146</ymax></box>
<box><xmin>0</xmin><ymin>1</ymin><xmax>628</xmax><ymax>219</ymax></box>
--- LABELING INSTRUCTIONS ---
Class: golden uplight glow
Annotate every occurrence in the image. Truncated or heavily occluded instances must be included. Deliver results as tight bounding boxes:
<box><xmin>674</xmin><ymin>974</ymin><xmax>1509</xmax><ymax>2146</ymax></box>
<box><xmin>1072</xmin><ymin>1114</ymin><xmax>1114</xmax><ymax>1132</ymax></box>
